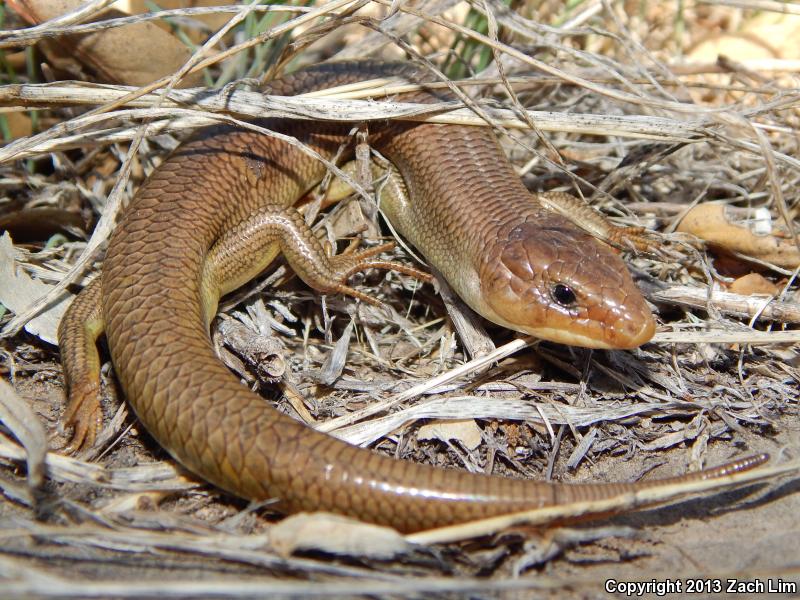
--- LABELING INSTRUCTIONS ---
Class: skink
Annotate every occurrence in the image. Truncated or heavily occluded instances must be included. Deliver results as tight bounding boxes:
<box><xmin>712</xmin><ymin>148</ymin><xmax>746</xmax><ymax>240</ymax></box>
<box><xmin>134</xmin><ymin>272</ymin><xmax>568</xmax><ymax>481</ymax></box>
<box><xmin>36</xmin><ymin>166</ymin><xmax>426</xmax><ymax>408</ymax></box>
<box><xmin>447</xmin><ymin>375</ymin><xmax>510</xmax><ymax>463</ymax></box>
<box><xmin>58</xmin><ymin>61</ymin><xmax>765</xmax><ymax>533</ymax></box>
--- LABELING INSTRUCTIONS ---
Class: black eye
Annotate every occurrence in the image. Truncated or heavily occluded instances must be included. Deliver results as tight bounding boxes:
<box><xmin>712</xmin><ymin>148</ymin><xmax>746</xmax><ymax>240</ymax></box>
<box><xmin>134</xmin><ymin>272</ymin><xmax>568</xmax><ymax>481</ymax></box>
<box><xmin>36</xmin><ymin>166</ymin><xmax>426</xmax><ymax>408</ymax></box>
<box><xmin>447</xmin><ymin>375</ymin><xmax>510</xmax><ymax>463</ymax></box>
<box><xmin>551</xmin><ymin>284</ymin><xmax>577</xmax><ymax>307</ymax></box>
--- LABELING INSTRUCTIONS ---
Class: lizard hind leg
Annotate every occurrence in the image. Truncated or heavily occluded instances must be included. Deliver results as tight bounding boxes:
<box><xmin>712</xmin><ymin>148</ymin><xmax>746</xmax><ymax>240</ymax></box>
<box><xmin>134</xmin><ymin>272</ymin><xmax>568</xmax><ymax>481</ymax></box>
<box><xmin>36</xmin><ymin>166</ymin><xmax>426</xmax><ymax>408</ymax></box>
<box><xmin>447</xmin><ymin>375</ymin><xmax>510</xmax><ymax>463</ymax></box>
<box><xmin>58</xmin><ymin>276</ymin><xmax>105</xmax><ymax>453</ymax></box>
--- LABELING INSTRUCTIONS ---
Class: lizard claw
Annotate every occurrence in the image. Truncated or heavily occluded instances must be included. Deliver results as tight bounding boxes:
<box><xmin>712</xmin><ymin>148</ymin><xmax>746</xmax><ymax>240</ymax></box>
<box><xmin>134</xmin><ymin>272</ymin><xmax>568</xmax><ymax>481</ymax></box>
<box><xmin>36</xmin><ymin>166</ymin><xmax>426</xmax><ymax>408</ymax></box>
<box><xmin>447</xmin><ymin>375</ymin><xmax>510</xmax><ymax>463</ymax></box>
<box><xmin>61</xmin><ymin>379</ymin><xmax>103</xmax><ymax>454</ymax></box>
<box><xmin>330</xmin><ymin>242</ymin><xmax>433</xmax><ymax>284</ymax></box>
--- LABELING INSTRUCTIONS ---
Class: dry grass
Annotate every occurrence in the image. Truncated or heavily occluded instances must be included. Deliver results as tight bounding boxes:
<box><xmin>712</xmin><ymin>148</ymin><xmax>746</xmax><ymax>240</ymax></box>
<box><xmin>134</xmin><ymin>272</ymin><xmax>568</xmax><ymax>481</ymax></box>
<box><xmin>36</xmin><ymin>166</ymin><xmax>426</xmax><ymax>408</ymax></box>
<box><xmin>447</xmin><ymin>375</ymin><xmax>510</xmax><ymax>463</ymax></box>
<box><xmin>0</xmin><ymin>0</ymin><xmax>799</xmax><ymax>596</ymax></box>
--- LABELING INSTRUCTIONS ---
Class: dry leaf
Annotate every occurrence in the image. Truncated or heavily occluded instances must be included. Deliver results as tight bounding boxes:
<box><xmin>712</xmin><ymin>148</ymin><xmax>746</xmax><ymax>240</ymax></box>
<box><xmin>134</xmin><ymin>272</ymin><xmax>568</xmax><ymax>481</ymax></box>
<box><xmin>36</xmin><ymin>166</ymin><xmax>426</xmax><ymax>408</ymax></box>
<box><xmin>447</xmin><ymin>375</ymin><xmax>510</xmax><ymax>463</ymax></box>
<box><xmin>676</xmin><ymin>203</ymin><xmax>800</xmax><ymax>269</ymax></box>
<box><xmin>0</xmin><ymin>232</ymin><xmax>70</xmax><ymax>345</ymax></box>
<box><xmin>268</xmin><ymin>512</ymin><xmax>412</xmax><ymax>558</ymax></box>
<box><xmin>9</xmin><ymin>0</ymin><xmax>203</xmax><ymax>87</ymax></box>
<box><xmin>417</xmin><ymin>418</ymin><xmax>482</xmax><ymax>450</ymax></box>
<box><xmin>728</xmin><ymin>273</ymin><xmax>780</xmax><ymax>297</ymax></box>
<box><xmin>686</xmin><ymin>5</ymin><xmax>800</xmax><ymax>63</ymax></box>
<box><xmin>3</xmin><ymin>112</ymin><xmax>32</xmax><ymax>139</ymax></box>
<box><xmin>0</xmin><ymin>207</ymin><xmax>86</xmax><ymax>242</ymax></box>
<box><xmin>0</xmin><ymin>377</ymin><xmax>47</xmax><ymax>489</ymax></box>
<box><xmin>124</xmin><ymin>1</ymin><xmax>236</xmax><ymax>43</ymax></box>
<box><xmin>687</xmin><ymin>32</ymin><xmax>776</xmax><ymax>64</ymax></box>
<box><xmin>741</xmin><ymin>10</ymin><xmax>800</xmax><ymax>60</ymax></box>
<box><xmin>0</xmin><ymin>51</ymin><xmax>27</xmax><ymax>72</ymax></box>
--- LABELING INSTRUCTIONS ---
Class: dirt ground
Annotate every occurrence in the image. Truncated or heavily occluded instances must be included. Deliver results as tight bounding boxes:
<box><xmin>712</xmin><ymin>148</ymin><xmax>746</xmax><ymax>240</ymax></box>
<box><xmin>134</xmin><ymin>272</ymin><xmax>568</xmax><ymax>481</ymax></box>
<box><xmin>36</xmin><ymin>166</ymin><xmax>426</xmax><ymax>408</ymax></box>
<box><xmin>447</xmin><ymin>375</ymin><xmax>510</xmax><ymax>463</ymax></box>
<box><xmin>1</xmin><ymin>350</ymin><xmax>798</xmax><ymax>598</ymax></box>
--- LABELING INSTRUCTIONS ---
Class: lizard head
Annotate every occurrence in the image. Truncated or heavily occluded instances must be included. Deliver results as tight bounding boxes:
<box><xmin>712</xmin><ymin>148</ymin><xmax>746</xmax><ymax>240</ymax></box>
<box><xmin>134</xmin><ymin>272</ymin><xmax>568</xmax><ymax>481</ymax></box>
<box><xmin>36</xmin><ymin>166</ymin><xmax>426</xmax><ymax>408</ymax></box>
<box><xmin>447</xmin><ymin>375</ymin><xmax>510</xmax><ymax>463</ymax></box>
<box><xmin>475</xmin><ymin>217</ymin><xmax>655</xmax><ymax>349</ymax></box>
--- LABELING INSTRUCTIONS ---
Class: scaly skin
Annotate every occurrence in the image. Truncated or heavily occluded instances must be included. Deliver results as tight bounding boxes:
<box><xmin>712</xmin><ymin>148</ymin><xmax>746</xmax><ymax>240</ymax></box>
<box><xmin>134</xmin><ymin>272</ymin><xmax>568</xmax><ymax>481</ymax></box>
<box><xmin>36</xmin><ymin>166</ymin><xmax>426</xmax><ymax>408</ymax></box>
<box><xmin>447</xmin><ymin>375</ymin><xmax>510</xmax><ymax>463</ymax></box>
<box><xmin>59</xmin><ymin>62</ymin><xmax>767</xmax><ymax>532</ymax></box>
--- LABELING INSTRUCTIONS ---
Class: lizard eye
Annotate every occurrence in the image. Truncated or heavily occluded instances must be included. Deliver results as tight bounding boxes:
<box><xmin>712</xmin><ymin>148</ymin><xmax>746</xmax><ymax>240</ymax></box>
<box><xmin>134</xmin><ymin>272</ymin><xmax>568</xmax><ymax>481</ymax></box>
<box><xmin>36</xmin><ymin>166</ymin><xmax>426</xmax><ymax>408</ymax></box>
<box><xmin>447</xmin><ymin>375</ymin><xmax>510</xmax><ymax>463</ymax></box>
<box><xmin>551</xmin><ymin>283</ymin><xmax>577</xmax><ymax>307</ymax></box>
